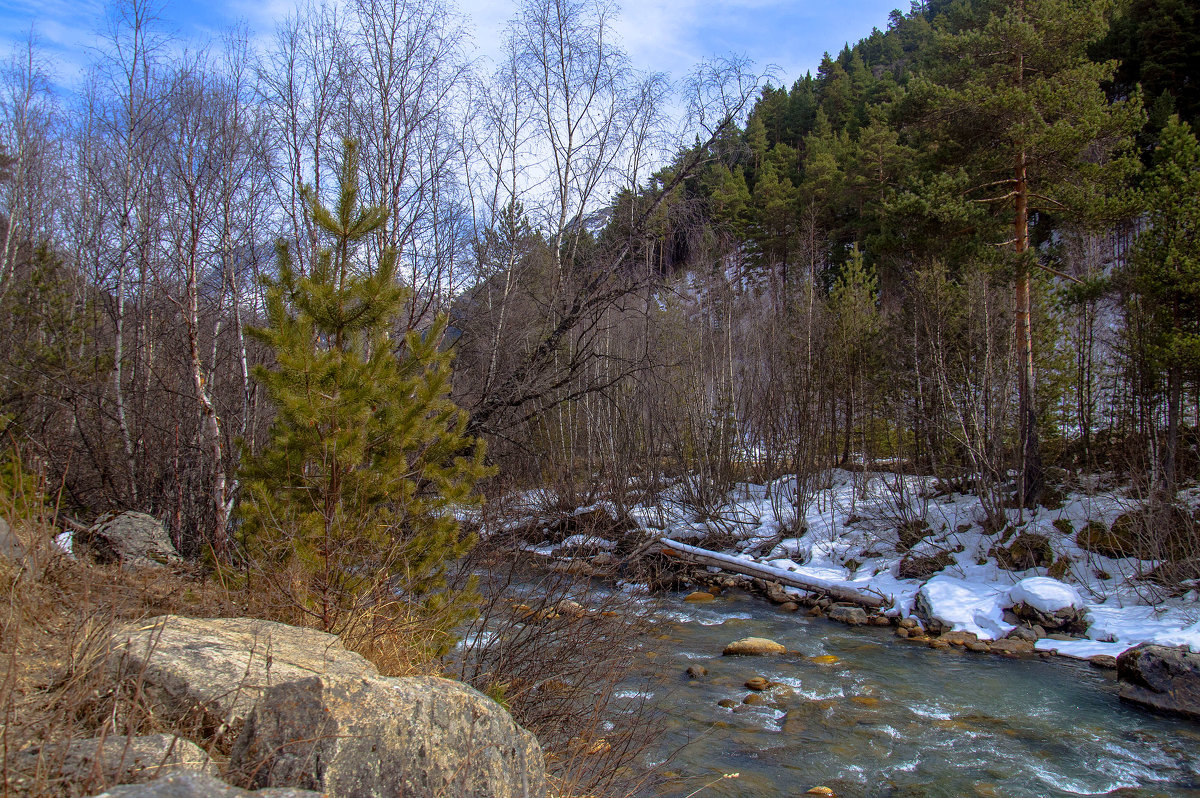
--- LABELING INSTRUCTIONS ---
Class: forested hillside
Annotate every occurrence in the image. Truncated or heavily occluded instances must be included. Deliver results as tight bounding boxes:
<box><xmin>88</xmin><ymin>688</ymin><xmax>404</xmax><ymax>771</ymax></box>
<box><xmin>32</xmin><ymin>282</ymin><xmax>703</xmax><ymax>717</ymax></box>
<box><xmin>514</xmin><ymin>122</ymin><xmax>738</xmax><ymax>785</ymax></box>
<box><xmin>1</xmin><ymin>0</ymin><xmax>1198</xmax><ymax>588</ymax></box>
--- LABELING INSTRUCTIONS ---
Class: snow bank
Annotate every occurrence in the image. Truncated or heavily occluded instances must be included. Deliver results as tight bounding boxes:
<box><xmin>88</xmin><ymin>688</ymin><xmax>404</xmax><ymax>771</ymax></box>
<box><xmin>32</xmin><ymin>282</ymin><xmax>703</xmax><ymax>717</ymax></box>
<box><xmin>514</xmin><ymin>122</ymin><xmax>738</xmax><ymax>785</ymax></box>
<box><xmin>519</xmin><ymin>468</ymin><xmax>1200</xmax><ymax>659</ymax></box>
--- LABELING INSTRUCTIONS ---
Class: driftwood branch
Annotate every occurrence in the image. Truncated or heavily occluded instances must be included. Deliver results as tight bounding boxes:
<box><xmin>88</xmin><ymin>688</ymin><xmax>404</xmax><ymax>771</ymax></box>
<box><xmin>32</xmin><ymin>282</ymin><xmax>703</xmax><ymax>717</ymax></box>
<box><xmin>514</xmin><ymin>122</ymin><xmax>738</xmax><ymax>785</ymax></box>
<box><xmin>658</xmin><ymin>538</ymin><xmax>889</xmax><ymax>609</ymax></box>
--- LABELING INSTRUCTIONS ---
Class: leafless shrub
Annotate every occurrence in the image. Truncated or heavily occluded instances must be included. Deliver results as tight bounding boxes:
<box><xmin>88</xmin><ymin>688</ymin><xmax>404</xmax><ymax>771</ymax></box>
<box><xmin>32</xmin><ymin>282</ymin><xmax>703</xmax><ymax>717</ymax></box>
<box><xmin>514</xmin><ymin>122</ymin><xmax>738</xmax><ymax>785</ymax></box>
<box><xmin>452</xmin><ymin>540</ymin><xmax>670</xmax><ymax>798</ymax></box>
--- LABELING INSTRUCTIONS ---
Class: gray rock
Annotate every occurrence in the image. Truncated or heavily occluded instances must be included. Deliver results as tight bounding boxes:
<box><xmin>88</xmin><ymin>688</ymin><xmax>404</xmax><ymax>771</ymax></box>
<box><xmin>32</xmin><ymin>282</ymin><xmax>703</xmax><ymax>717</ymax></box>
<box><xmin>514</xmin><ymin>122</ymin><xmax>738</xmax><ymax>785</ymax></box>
<box><xmin>20</xmin><ymin>734</ymin><xmax>214</xmax><ymax>786</ymax></box>
<box><xmin>1010</xmin><ymin>602</ymin><xmax>1088</xmax><ymax>635</ymax></box>
<box><xmin>763</xmin><ymin>581</ymin><xmax>790</xmax><ymax>604</ymax></box>
<box><xmin>0</xmin><ymin>516</ymin><xmax>25</xmax><ymax>560</ymax></box>
<box><xmin>88</xmin><ymin>769</ymin><xmax>320</xmax><ymax>797</ymax></box>
<box><xmin>109</xmin><ymin>616</ymin><xmax>378</xmax><ymax>746</ymax></box>
<box><xmin>828</xmin><ymin>605</ymin><xmax>869</xmax><ymax>626</ymax></box>
<box><xmin>78</xmin><ymin>512</ymin><xmax>179</xmax><ymax>568</ymax></box>
<box><xmin>912</xmin><ymin>590</ymin><xmax>947</xmax><ymax>636</ymax></box>
<box><xmin>1005</xmin><ymin>625</ymin><xmax>1042</xmax><ymax>643</ymax></box>
<box><xmin>229</xmin><ymin>674</ymin><xmax>548</xmax><ymax>798</ymax></box>
<box><xmin>1117</xmin><ymin>643</ymin><xmax>1200</xmax><ymax>720</ymax></box>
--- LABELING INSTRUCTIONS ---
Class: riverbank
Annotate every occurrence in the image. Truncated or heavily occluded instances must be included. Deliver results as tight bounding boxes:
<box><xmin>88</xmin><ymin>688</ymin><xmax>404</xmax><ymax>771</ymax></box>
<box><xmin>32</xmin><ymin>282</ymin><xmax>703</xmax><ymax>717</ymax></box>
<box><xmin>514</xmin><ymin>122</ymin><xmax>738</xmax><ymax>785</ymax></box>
<box><xmin>505</xmin><ymin>468</ymin><xmax>1200</xmax><ymax>664</ymax></box>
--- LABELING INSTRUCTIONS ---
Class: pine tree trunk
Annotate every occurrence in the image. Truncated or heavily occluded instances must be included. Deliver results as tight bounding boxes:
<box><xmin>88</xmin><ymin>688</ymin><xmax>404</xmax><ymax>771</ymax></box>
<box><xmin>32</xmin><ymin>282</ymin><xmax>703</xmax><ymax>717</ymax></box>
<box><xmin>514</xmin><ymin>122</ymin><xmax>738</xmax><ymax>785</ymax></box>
<box><xmin>1014</xmin><ymin>147</ymin><xmax>1043</xmax><ymax>506</ymax></box>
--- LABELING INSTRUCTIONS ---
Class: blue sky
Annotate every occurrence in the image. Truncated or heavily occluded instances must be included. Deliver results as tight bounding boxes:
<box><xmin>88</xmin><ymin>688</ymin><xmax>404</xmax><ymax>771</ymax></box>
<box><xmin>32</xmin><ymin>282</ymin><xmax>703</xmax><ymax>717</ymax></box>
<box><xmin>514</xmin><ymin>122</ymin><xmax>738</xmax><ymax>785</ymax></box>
<box><xmin>0</xmin><ymin>0</ymin><xmax>905</xmax><ymax>90</ymax></box>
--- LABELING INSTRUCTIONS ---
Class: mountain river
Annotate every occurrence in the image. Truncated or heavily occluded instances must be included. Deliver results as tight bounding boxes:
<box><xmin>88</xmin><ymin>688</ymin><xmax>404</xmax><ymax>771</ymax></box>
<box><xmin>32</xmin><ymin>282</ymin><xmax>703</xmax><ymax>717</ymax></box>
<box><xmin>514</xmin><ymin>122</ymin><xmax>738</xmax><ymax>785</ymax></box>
<box><xmin>617</xmin><ymin>587</ymin><xmax>1200</xmax><ymax>798</ymax></box>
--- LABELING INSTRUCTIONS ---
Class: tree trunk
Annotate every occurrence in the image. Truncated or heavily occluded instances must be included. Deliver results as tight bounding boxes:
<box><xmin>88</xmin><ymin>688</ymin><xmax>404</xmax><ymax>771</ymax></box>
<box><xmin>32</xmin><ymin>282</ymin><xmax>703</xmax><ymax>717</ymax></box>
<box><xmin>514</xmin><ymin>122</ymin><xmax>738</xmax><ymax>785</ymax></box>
<box><xmin>1014</xmin><ymin>147</ymin><xmax>1042</xmax><ymax>506</ymax></box>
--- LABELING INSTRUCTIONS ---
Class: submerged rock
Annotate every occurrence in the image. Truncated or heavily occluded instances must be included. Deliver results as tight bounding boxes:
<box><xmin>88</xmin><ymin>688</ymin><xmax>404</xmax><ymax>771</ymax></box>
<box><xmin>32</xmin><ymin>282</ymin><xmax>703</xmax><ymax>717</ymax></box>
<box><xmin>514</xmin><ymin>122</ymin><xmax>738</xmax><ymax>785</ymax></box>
<box><xmin>1117</xmin><ymin>644</ymin><xmax>1200</xmax><ymax>720</ymax></box>
<box><xmin>722</xmin><ymin>637</ymin><xmax>786</xmax><ymax>656</ymax></box>
<box><xmin>684</xmin><ymin>591</ymin><xmax>714</xmax><ymax>603</ymax></box>
<box><xmin>828</xmin><ymin>605</ymin><xmax>869</xmax><ymax>626</ymax></box>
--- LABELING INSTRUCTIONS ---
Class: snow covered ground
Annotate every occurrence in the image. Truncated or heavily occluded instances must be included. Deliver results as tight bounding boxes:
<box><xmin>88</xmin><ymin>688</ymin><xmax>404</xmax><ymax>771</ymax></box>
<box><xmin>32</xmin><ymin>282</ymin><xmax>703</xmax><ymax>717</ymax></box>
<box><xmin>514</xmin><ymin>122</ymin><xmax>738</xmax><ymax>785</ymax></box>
<box><xmin>579</xmin><ymin>469</ymin><xmax>1200</xmax><ymax>660</ymax></box>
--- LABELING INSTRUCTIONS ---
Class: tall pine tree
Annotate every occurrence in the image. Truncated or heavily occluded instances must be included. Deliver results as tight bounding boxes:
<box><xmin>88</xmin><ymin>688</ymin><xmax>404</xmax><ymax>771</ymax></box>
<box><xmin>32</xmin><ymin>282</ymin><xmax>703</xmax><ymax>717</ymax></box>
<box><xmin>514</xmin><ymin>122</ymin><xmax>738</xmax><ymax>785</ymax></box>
<box><xmin>237</xmin><ymin>141</ymin><xmax>490</xmax><ymax>649</ymax></box>
<box><xmin>909</xmin><ymin>0</ymin><xmax>1142</xmax><ymax>505</ymax></box>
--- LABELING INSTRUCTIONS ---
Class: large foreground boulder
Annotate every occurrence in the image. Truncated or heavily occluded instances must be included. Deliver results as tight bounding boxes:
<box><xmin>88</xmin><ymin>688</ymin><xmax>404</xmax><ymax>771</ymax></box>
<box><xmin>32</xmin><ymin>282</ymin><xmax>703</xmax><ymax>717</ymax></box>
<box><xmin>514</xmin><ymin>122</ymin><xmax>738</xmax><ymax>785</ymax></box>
<box><xmin>229</xmin><ymin>674</ymin><xmax>547</xmax><ymax>798</ymax></box>
<box><xmin>1117</xmin><ymin>644</ymin><xmax>1200</xmax><ymax>720</ymax></box>
<box><xmin>78</xmin><ymin>512</ymin><xmax>180</xmax><ymax>568</ymax></box>
<box><xmin>109</xmin><ymin>616</ymin><xmax>378</xmax><ymax>745</ymax></box>
<box><xmin>89</xmin><ymin>769</ymin><xmax>320</xmax><ymax>797</ymax></box>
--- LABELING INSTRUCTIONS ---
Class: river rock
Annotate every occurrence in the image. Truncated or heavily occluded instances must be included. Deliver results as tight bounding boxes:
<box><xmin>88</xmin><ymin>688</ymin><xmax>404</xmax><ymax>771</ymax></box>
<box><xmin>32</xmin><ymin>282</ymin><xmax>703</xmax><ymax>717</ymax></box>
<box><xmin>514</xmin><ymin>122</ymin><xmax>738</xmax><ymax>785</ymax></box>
<box><xmin>1090</xmin><ymin>654</ymin><xmax>1118</xmax><ymax>670</ymax></box>
<box><xmin>965</xmin><ymin>641</ymin><xmax>991</xmax><ymax>653</ymax></box>
<box><xmin>722</xmin><ymin>637</ymin><xmax>786</xmax><ymax>656</ymax></box>
<box><xmin>87</xmin><ymin>769</ymin><xmax>321</xmax><ymax>797</ymax></box>
<box><xmin>1005</xmin><ymin>577</ymin><xmax>1089</xmax><ymax>634</ymax></box>
<box><xmin>779</xmin><ymin>602</ymin><xmax>800</xmax><ymax>612</ymax></box>
<box><xmin>989</xmin><ymin>638</ymin><xmax>1035</xmax><ymax>656</ymax></box>
<box><xmin>77</xmin><ymin>512</ymin><xmax>180</xmax><ymax>568</ymax></box>
<box><xmin>684</xmin><ymin>591</ymin><xmax>714</xmax><ymax>603</ymax></box>
<box><xmin>939</xmin><ymin>631</ymin><xmax>979</xmax><ymax>647</ymax></box>
<box><xmin>1117</xmin><ymin>644</ymin><xmax>1200</xmax><ymax>719</ymax></box>
<box><xmin>229</xmin><ymin>674</ymin><xmax>547</xmax><ymax>798</ymax></box>
<box><xmin>1005</xmin><ymin>625</ymin><xmax>1043</xmax><ymax>643</ymax></box>
<box><xmin>717</xmin><ymin>699</ymin><xmax>738</xmax><ymax>709</ymax></box>
<box><xmin>108</xmin><ymin>616</ymin><xmax>378</xmax><ymax>746</ymax></box>
<box><xmin>763</xmin><ymin>581</ymin><xmax>790</xmax><ymax>604</ymax></box>
<box><xmin>686</xmin><ymin>665</ymin><xmax>708</xmax><ymax>678</ymax></box>
<box><xmin>742</xmin><ymin>693</ymin><xmax>766</xmax><ymax>706</ymax></box>
<box><xmin>828</xmin><ymin>605</ymin><xmax>868</xmax><ymax>626</ymax></box>
<box><xmin>745</xmin><ymin>677</ymin><xmax>771</xmax><ymax>691</ymax></box>
<box><xmin>21</xmin><ymin>734</ymin><xmax>215</xmax><ymax>786</ymax></box>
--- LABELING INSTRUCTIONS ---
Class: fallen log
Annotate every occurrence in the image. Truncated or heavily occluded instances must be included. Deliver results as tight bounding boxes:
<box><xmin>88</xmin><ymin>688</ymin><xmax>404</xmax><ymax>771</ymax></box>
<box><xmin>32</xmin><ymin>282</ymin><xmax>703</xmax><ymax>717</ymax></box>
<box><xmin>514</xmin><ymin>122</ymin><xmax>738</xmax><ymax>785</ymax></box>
<box><xmin>659</xmin><ymin>538</ymin><xmax>890</xmax><ymax>610</ymax></box>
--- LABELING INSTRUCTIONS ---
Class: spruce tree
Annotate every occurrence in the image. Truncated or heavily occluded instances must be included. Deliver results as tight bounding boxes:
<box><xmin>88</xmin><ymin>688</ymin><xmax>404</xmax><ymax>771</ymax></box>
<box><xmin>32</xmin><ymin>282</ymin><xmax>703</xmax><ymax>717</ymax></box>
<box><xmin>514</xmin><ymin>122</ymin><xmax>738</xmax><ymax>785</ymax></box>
<box><xmin>237</xmin><ymin>141</ymin><xmax>490</xmax><ymax>649</ymax></box>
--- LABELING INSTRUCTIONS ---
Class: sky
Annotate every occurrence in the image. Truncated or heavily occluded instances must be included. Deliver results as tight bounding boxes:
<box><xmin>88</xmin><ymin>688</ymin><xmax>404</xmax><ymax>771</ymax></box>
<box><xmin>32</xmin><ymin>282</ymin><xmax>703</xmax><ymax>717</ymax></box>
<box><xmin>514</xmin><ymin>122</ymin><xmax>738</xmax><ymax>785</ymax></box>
<box><xmin>0</xmin><ymin>0</ymin><xmax>906</xmax><ymax>92</ymax></box>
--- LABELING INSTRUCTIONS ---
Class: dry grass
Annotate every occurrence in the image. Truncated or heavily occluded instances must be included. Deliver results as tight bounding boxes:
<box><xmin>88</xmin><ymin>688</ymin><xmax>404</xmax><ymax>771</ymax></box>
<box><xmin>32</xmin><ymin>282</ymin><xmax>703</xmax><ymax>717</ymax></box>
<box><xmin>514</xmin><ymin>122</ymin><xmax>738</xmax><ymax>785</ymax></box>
<box><xmin>0</xmin><ymin>460</ymin><xmax>666</xmax><ymax>797</ymax></box>
<box><xmin>0</xmin><ymin>458</ymin><xmax>436</xmax><ymax>796</ymax></box>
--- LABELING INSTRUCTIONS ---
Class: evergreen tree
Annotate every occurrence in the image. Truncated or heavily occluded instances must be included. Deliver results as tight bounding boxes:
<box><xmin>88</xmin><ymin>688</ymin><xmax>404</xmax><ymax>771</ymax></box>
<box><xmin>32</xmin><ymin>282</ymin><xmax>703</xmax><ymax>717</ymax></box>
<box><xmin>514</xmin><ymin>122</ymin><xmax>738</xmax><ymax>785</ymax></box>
<box><xmin>909</xmin><ymin>0</ymin><xmax>1142</xmax><ymax>504</ymax></box>
<box><xmin>1127</xmin><ymin>116</ymin><xmax>1200</xmax><ymax>490</ymax></box>
<box><xmin>237</xmin><ymin>141</ymin><xmax>491</xmax><ymax>648</ymax></box>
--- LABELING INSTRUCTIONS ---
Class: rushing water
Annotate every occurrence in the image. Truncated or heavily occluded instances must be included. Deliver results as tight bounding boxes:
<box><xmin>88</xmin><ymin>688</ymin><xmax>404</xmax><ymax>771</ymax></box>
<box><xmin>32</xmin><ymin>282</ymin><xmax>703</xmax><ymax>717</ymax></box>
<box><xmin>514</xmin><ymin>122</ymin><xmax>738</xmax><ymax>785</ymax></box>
<box><xmin>616</xmin><ymin>587</ymin><xmax>1200</xmax><ymax>798</ymax></box>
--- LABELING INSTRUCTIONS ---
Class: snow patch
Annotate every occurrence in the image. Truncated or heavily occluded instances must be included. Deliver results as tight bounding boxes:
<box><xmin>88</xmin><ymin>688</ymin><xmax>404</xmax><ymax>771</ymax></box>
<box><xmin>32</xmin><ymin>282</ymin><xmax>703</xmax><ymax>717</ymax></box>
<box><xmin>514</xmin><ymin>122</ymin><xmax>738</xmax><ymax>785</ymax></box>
<box><xmin>917</xmin><ymin>576</ymin><xmax>1012</xmax><ymax>640</ymax></box>
<box><xmin>1006</xmin><ymin>577</ymin><xmax>1086</xmax><ymax>613</ymax></box>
